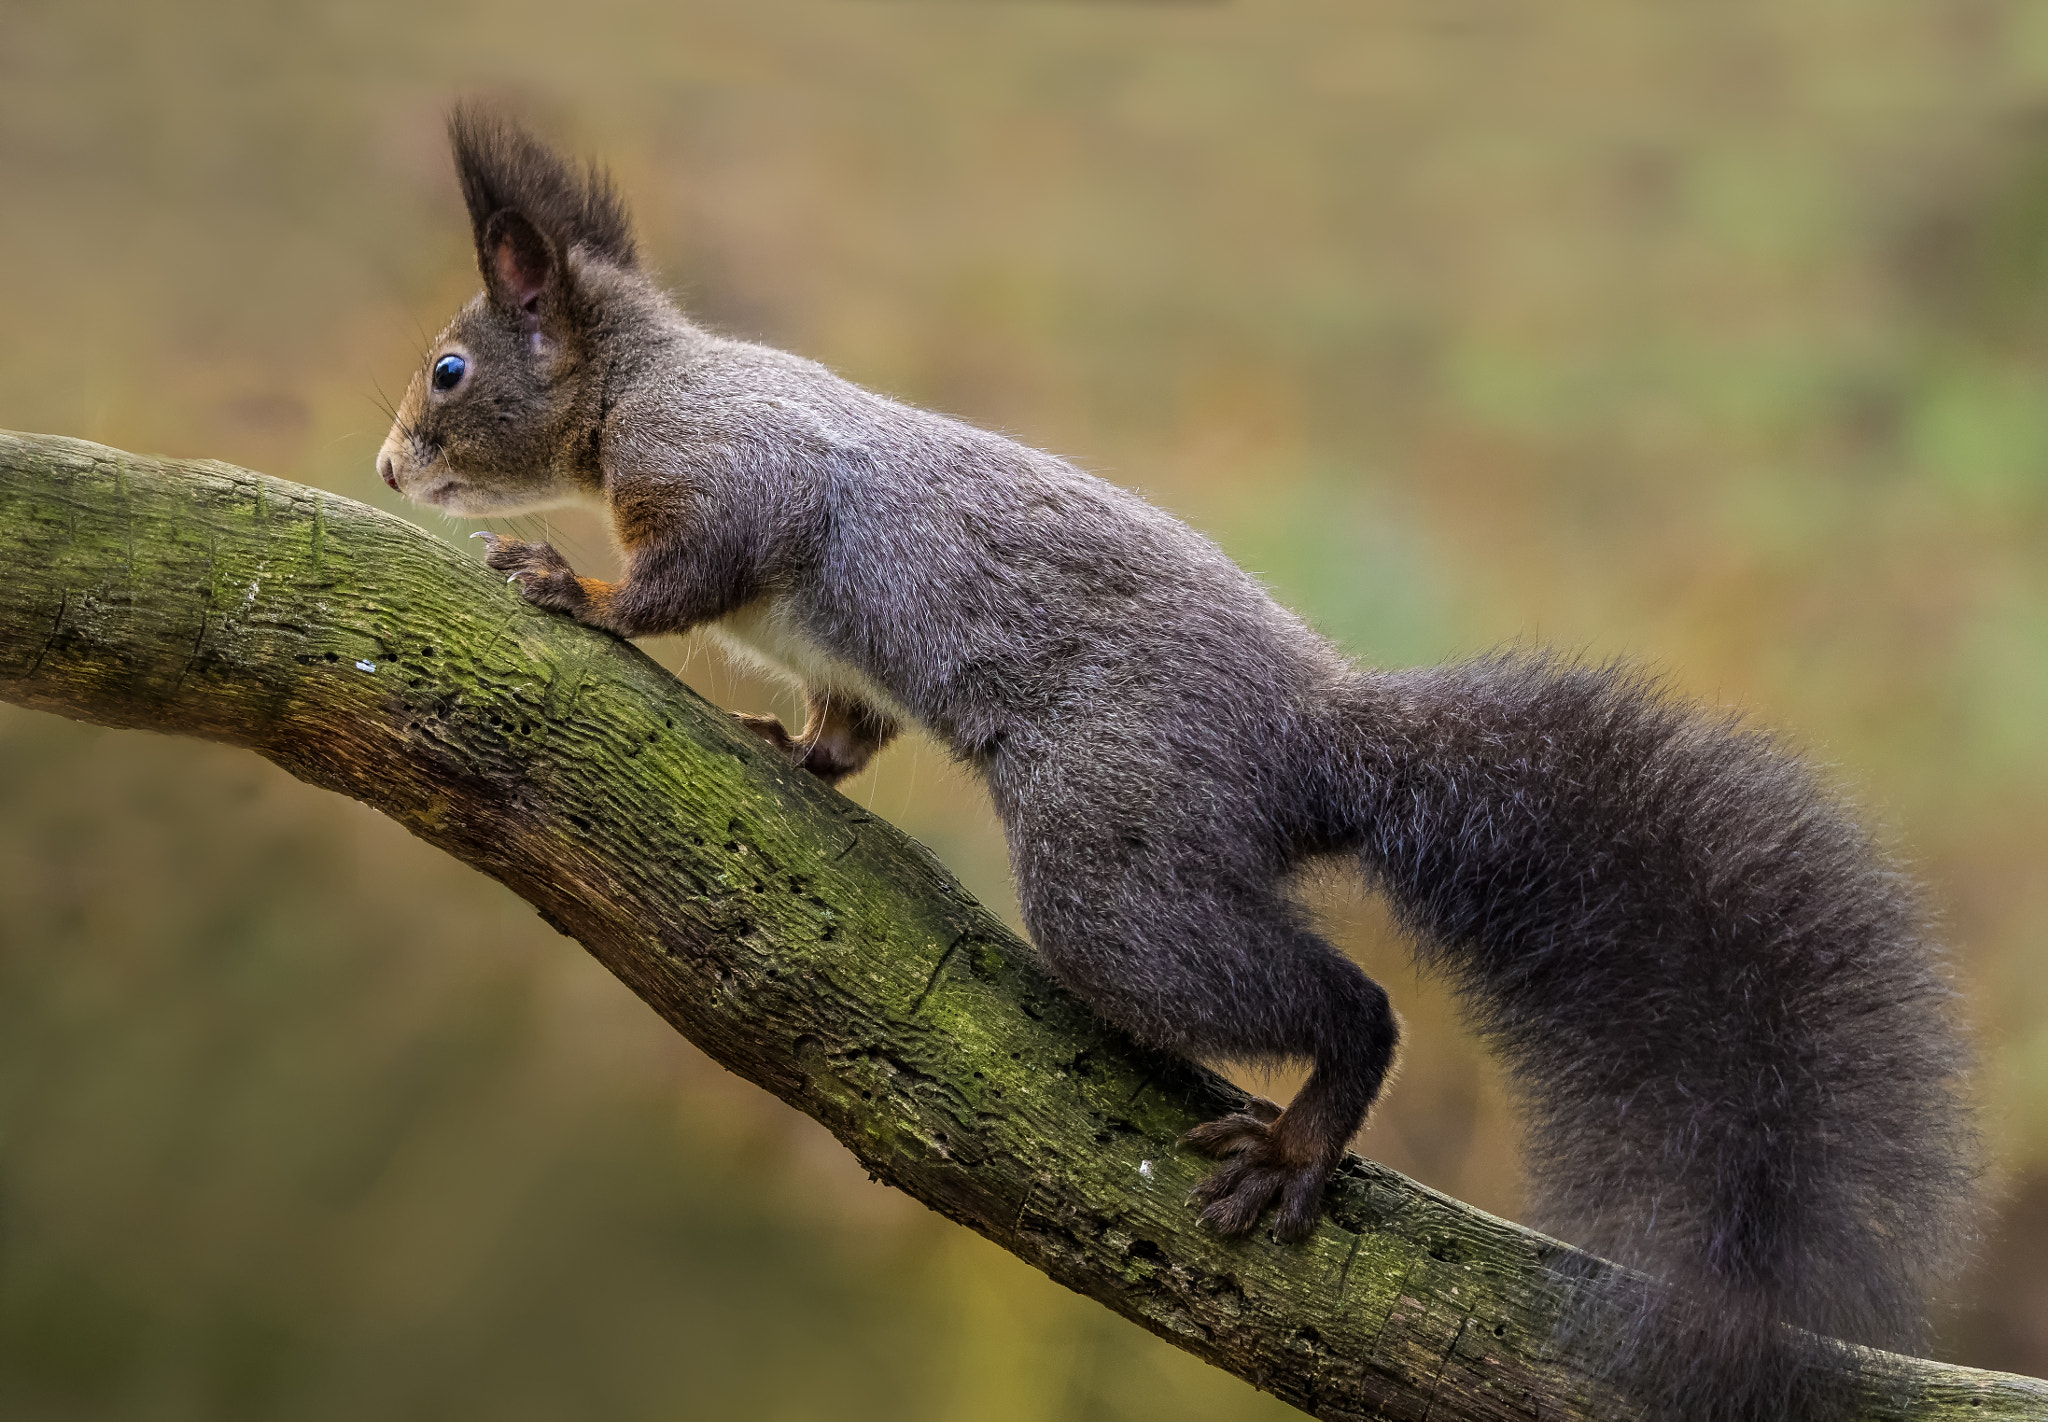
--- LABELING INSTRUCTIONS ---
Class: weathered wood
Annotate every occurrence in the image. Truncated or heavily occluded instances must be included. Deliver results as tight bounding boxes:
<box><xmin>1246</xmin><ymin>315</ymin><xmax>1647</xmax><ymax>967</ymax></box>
<box><xmin>0</xmin><ymin>428</ymin><xmax>2036</xmax><ymax>1420</ymax></box>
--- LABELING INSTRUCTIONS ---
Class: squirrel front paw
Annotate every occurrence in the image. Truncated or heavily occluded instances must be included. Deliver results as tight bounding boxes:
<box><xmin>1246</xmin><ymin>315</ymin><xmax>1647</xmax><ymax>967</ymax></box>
<box><xmin>730</xmin><ymin>711</ymin><xmax>884</xmax><ymax>786</ymax></box>
<box><xmin>474</xmin><ymin>532</ymin><xmax>587</xmax><ymax>614</ymax></box>
<box><xmin>733</xmin><ymin>712</ymin><xmax>800</xmax><ymax>756</ymax></box>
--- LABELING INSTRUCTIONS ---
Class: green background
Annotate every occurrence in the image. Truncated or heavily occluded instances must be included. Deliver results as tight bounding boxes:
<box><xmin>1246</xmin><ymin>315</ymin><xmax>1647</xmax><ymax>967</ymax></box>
<box><xmin>2</xmin><ymin>1</ymin><xmax>2045</xmax><ymax>1416</ymax></box>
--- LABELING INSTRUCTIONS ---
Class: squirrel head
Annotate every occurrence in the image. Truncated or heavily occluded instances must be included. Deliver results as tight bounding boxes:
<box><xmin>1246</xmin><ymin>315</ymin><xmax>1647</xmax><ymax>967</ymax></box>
<box><xmin>376</xmin><ymin>108</ymin><xmax>638</xmax><ymax>516</ymax></box>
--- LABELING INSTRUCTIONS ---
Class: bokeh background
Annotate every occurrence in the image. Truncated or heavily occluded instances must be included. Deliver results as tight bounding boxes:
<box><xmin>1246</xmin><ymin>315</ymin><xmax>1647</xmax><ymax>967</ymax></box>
<box><xmin>3</xmin><ymin>1</ymin><xmax>2047</xmax><ymax>1416</ymax></box>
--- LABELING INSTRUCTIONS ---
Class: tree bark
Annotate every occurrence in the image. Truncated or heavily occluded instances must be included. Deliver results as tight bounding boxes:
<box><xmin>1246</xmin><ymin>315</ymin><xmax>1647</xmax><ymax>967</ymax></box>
<box><xmin>0</xmin><ymin>428</ymin><xmax>2036</xmax><ymax>1421</ymax></box>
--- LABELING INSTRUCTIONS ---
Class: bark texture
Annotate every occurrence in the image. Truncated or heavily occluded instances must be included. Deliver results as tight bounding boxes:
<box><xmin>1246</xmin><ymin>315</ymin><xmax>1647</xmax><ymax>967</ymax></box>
<box><xmin>0</xmin><ymin>429</ymin><xmax>2038</xmax><ymax>1421</ymax></box>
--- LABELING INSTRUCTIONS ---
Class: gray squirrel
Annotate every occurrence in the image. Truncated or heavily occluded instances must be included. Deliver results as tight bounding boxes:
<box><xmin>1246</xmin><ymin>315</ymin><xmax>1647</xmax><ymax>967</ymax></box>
<box><xmin>375</xmin><ymin>110</ymin><xmax>1979</xmax><ymax>1420</ymax></box>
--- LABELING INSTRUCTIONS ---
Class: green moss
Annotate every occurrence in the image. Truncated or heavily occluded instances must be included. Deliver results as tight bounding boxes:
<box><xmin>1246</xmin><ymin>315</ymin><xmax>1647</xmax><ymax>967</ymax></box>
<box><xmin>0</xmin><ymin>429</ymin><xmax>2040</xmax><ymax>1422</ymax></box>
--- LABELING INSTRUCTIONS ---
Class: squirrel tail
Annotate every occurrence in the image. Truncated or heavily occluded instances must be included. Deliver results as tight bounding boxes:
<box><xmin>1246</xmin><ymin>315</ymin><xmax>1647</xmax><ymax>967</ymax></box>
<box><xmin>1335</xmin><ymin>652</ymin><xmax>1979</xmax><ymax>1420</ymax></box>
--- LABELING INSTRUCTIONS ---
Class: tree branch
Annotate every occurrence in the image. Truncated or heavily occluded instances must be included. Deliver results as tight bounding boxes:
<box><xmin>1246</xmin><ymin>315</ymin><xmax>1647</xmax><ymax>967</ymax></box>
<box><xmin>0</xmin><ymin>429</ymin><xmax>2037</xmax><ymax>1421</ymax></box>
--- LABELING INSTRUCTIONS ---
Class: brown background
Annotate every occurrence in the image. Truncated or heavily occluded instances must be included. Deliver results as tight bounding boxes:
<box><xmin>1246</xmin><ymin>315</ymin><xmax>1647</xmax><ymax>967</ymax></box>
<box><xmin>2</xmin><ymin>2</ymin><xmax>2045</xmax><ymax>1416</ymax></box>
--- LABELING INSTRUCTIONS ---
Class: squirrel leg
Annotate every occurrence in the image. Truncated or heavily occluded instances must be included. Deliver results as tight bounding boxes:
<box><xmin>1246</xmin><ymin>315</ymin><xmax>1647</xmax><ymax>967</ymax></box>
<box><xmin>477</xmin><ymin>530</ymin><xmax>895</xmax><ymax>783</ymax></box>
<box><xmin>1015</xmin><ymin>835</ymin><xmax>1397</xmax><ymax>1241</ymax></box>
<box><xmin>476</xmin><ymin>533</ymin><xmax>759</xmax><ymax>639</ymax></box>
<box><xmin>736</xmin><ymin>691</ymin><xmax>899</xmax><ymax>785</ymax></box>
<box><xmin>1184</xmin><ymin>1032</ymin><xmax>1391</xmax><ymax>1239</ymax></box>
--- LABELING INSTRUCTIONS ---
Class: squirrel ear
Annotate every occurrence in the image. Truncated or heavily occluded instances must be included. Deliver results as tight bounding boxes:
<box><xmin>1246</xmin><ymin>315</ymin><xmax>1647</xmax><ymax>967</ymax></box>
<box><xmin>481</xmin><ymin>209</ymin><xmax>557</xmax><ymax>321</ymax></box>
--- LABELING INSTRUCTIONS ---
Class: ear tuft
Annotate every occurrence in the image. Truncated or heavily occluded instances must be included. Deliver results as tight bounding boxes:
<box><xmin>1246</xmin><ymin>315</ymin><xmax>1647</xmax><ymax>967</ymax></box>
<box><xmin>447</xmin><ymin>104</ymin><xmax>638</xmax><ymax>279</ymax></box>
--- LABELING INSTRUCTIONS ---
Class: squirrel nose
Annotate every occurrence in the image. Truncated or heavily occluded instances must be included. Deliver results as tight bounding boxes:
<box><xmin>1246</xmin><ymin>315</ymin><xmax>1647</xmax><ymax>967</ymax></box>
<box><xmin>378</xmin><ymin>455</ymin><xmax>398</xmax><ymax>490</ymax></box>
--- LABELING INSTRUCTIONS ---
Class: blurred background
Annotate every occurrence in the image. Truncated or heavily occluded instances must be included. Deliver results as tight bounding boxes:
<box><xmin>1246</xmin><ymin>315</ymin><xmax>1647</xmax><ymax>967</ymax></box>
<box><xmin>2</xmin><ymin>0</ymin><xmax>2047</xmax><ymax>1416</ymax></box>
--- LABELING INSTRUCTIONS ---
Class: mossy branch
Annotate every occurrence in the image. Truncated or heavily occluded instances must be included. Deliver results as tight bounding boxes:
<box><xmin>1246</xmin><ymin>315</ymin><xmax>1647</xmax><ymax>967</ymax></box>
<box><xmin>0</xmin><ymin>430</ymin><xmax>2037</xmax><ymax>1421</ymax></box>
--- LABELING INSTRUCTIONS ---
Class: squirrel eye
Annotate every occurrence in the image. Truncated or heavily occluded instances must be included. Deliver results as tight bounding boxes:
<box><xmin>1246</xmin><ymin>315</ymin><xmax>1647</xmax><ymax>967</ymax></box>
<box><xmin>431</xmin><ymin>353</ymin><xmax>467</xmax><ymax>392</ymax></box>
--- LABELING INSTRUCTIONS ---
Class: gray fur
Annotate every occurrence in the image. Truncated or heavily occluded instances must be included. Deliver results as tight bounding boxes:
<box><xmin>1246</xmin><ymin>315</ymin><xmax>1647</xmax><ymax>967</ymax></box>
<box><xmin>375</xmin><ymin>115</ymin><xmax>1980</xmax><ymax>1421</ymax></box>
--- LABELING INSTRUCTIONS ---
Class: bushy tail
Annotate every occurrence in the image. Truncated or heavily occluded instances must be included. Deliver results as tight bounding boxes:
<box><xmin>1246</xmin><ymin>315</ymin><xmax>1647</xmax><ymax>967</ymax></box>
<box><xmin>1338</xmin><ymin>653</ymin><xmax>1979</xmax><ymax>1420</ymax></box>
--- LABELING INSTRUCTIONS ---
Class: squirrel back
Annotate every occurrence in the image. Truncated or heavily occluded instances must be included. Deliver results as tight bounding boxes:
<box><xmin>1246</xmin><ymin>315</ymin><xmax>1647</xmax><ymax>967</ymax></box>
<box><xmin>376</xmin><ymin>112</ymin><xmax>1983</xmax><ymax>1421</ymax></box>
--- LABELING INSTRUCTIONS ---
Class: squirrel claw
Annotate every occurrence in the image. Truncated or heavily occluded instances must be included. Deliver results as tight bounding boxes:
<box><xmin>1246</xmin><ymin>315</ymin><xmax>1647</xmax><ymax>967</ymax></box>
<box><xmin>733</xmin><ymin>711</ymin><xmax>799</xmax><ymax>755</ymax></box>
<box><xmin>477</xmin><ymin>536</ymin><xmax>583</xmax><ymax>612</ymax></box>
<box><xmin>1191</xmin><ymin>1158</ymin><xmax>1294</xmax><ymax>1235</ymax></box>
<box><xmin>1183</xmin><ymin>1102</ymin><xmax>1330</xmax><ymax>1241</ymax></box>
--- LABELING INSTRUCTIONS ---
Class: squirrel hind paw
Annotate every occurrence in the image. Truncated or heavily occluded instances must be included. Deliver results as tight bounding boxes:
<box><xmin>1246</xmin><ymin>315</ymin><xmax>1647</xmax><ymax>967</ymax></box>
<box><xmin>1183</xmin><ymin>1105</ymin><xmax>1333</xmax><ymax>1242</ymax></box>
<box><xmin>1181</xmin><ymin>1098</ymin><xmax>1283</xmax><ymax>1158</ymax></box>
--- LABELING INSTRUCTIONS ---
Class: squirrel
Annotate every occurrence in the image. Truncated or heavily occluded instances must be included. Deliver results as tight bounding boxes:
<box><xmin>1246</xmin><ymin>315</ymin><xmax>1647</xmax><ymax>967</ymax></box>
<box><xmin>375</xmin><ymin>109</ymin><xmax>1980</xmax><ymax>1421</ymax></box>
